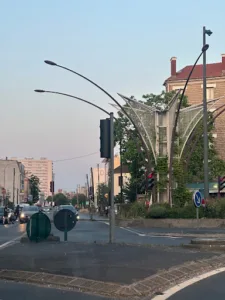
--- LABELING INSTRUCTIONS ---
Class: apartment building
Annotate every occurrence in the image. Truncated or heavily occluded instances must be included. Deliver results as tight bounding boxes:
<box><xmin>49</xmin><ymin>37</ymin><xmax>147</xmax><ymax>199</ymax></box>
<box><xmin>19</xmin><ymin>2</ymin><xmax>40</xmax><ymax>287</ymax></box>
<box><xmin>11</xmin><ymin>157</ymin><xmax>53</xmax><ymax>197</ymax></box>
<box><xmin>164</xmin><ymin>54</ymin><xmax>225</xmax><ymax>159</ymax></box>
<box><xmin>0</xmin><ymin>159</ymin><xmax>25</xmax><ymax>205</ymax></box>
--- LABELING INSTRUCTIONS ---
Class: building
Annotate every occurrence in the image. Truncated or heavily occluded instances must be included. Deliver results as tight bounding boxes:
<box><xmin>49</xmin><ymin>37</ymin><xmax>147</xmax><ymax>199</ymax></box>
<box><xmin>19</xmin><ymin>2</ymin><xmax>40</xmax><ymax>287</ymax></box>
<box><xmin>164</xmin><ymin>54</ymin><xmax>225</xmax><ymax>159</ymax></box>
<box><xmin>0</xmin><ymin>159</ymin><xmax>25</xmax><ymax>205</ymax></box>
<box><xmin>10</xmin><ymin>157</ymin><xmax>53</xmax><ymax>197</ymax></box>
<box><xmin>114</xmin><ymin>165</ymin><xmax>131</xmax><ymax>196</ymax></box>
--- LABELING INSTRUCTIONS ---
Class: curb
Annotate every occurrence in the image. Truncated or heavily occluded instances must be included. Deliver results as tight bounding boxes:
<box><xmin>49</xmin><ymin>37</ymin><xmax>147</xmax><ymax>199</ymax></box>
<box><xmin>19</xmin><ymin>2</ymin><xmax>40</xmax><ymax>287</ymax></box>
<box><xmin>1</xmin><ymin>254</ymin><xmax>225</xmax><ymax>299</ymax></box>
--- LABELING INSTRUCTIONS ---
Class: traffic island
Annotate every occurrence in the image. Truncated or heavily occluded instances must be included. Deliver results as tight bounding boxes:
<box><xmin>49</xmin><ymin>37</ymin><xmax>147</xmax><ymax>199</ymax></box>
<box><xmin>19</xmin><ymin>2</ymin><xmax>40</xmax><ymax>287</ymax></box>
<box><xmin>20</xmin><ymin>234</ymin><xmax>60</xmax><ymax>243</ymax></box>
<box><xmin>183</xmin><ymin>238</ymin><xmax>225</xmax><ymax>251</ymax></box>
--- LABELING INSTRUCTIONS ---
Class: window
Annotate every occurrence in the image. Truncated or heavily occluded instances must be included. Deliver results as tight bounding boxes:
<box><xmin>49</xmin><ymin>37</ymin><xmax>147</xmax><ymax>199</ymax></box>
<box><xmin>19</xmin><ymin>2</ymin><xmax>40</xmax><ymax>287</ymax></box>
<box><xmin>207</xmin><ymin>88</ymin><xmax>214</xmax><ymax>100</ymax></box>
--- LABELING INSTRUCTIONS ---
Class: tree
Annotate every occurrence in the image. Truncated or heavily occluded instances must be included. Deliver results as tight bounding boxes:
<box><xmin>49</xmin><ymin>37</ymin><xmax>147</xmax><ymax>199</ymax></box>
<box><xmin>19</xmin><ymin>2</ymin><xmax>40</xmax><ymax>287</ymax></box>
<box><xmin>53</xmin><ymin>193</ymin><xmax>69</xmax><ymax>206</ymax></box>
<box><xmin>45</xmin><ymin>196</ymin><xmax>52</xmax><ymax>203</ymax></box>
<box><xmin>71</xmin><ymin>194</ymin><xmax>87</xmax><ymax>207</ymax></box>
<box><xmin>29</xmin><ymin>174</ymin><xmax>40</xmax><ymax>202</ymax></box>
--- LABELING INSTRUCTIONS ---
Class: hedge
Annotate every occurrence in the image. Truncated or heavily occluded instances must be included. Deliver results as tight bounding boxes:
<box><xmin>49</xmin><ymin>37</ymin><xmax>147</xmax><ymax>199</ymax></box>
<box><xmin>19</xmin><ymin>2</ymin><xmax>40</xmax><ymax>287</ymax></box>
<box><xmin>118</xmin><ymin>198</ymin><xmax>225</xmax><ymax>219</ymax></box>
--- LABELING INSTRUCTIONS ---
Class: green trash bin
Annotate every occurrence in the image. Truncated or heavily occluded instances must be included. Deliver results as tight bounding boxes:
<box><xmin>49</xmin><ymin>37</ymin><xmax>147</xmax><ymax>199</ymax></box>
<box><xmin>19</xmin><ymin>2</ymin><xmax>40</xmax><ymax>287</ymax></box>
<box><xmin>26</xmin><ymin>212</ymin><xmax>51</xmax><ymax>242</ymax></box>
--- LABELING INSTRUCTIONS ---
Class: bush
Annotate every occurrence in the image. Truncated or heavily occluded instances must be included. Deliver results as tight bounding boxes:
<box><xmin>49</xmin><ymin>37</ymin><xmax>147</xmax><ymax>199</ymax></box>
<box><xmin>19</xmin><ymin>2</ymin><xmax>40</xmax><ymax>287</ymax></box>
<box><xmin>119</xmin><ymin>202</ymin><xmax>146</xmax><ymax>218</ymax></box>
<box><xmin>146</xmin><ymin>206</ymin><xmax>168</xmax><ymax>218</ymax></box>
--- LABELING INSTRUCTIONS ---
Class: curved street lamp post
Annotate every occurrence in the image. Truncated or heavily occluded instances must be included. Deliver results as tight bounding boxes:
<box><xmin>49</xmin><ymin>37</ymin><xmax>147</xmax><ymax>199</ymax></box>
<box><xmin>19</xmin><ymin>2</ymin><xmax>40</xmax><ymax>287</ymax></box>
<box><xmin>169</xmin><ymin>44</ymin><xmax>209</xmax><ymax>206</ymax></box>
<box><xmin>44</xmin><ymin>60</ymin><xmax>152</xmax><ymax>196</ymax></box>
<box><xmin>35</xmin><ymin>89</ymin><xmax>117</xmax><ymax>242</ymax></box>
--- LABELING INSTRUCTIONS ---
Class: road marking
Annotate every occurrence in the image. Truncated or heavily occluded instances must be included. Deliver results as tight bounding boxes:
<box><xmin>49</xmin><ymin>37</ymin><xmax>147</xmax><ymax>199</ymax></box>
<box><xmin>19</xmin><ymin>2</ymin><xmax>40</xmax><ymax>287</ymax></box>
<box><xmin>0</xmin><ymin>234</ymin><xmax>25</xmax><ymax>250</ymax></box>
<box><xmin>120</xmin><ymin>227</ymin><xmax>182</xmax><ymax>239</ymax></box>
<box><xmin>152</xmin><ymin>267</ymin><xmax>225</xmax><ymax>299</ymax></box>
<box><xmin>120</xmin><ymin>227</ymin><xmax>146</xmax><ymax>236</ymax></box>
<box><xmin>103</xmin><ymin>222</ymin><xmax>109</xmax><ymax>226</ymax></box>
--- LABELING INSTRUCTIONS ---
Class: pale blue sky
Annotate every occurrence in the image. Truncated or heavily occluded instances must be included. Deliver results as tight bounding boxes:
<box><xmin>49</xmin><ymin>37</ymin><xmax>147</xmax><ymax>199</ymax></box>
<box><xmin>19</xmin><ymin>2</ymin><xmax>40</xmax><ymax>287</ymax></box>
<box><xmin>0</xmin><ymin>0</ymin><xmax>224</xmax><ymax>190</ymax></box>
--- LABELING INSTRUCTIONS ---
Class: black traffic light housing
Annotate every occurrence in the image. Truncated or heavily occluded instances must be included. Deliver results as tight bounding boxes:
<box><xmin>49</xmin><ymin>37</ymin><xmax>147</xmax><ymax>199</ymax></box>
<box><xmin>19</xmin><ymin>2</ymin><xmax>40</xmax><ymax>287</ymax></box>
<box><xmin>100</xmin><ymin>118</ymin><xmax>110</xmax><ymax>158</ymax></box>
<box><xmin>219</xmin><ymin>176</ymin><xmax>225</xmax><ymax>191</ymax></box>
<box><xmin>147</xmin><ymin>172</ymin><xmax>154</xmax><ymax>191</ymax></box>
<box><xmin>50</xmin><ymin>181</ymin><xmax>54</xmax><ymax>193</ymax></box>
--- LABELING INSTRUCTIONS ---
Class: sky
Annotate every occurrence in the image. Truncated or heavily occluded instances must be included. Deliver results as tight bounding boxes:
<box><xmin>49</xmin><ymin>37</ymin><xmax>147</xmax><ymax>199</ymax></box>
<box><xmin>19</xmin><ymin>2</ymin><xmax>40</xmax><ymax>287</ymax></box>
<box><xmin>1</xmin><ymin>0</ymin><xmax>225</xmax><ymax>191</ymax></box>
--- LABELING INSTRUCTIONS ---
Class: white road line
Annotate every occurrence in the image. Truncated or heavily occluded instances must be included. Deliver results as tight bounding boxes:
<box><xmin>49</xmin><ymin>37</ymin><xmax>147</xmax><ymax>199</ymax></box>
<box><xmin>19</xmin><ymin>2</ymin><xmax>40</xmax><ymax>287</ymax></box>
<box><xmin>0</xmin><ymin>234</ymin><xmax>25</xmax><ymax>250</ymax></box>
<box><xmin>120</xmin><ymin>227</ymin><xmax>182</xmax><ymax>239</ymax></box>
<box><xmin>151</xmin><ymin>267</ymin><xmax>225</xmax><ymax>300</ymax></box>
<box><xmin>120</xmin><ymin>227</ymin><xmax>146</xmax><ymax>236</ymax></box>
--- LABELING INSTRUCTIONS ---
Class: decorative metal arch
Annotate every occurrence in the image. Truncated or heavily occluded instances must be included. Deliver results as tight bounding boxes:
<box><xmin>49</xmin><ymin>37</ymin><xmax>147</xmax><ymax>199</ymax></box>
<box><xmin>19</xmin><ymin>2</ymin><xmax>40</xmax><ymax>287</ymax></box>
<box><xmin>178</xmin><ymin>98</ymin><xmax>220</xmax><ymax>158</ymax></box>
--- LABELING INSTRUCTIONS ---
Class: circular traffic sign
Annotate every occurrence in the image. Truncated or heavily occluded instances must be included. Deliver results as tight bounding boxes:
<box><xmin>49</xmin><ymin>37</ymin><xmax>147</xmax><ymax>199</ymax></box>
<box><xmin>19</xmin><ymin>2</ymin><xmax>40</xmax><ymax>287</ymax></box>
<box><xmin>26</xmin><ymin>212</ymin><xmax>51</xmax><ymax>242</ymax></box>
<box><xmin>54</xmin><ymin>209</ymin><xmax>76</xmax><ymax>232</ymax></box>
<box><xmin>193</xmin><ymin>190</ymin><xmax>202</xmax><ymax>208</ymax></box>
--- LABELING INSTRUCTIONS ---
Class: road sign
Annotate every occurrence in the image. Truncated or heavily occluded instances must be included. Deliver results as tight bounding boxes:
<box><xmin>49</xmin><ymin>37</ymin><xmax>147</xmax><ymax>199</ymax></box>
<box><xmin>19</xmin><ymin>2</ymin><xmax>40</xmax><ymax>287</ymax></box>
<box><xmin>26</xmin><ymin>212</ymin><xmax>51</xmax><ymax>242</ymax></box>
<box><xmin>193</xmin><ymin>190</ymin><xmax>202</xmax><ymax>208</ymax></box>
<box><xmin>54</xmin><ymin>209</ymin><xmax>76</xmax><ymax>232</ymax></box>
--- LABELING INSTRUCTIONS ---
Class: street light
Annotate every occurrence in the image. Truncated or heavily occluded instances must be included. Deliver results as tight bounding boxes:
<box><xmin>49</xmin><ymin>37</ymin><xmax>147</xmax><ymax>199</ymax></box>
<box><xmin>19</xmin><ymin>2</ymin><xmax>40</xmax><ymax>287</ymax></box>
<box><xmin>169</xmin><ymin>44</ymin><xmax>209</xmax><ymax>206</ymax></box>
<box><xmin>44</xmin><ymin>60</ymin><xmax>151</xmax><ymax>198</ymax></box>
<box><xmin>203</xmin><ymin>26</ymin><xmax>212</xmax><ymax>200</ymax></box>
<box><xmin>35</xmin><ymin>89</ymin><xmax>116</xmax><ymax>242</ymax></box>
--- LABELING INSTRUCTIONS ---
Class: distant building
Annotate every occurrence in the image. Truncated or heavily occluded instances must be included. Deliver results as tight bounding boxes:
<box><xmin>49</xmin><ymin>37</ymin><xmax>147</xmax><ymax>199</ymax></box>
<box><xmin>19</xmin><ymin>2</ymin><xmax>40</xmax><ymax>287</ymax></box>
<box><xmin>0</xmin><ymin>159</ymin><xmax>25</xmax><ymax>205</ymax></box>
<box><xmin>10</xmin><ymin>157</ymin><xmax>53</xmax><ymax>197</ymax></box>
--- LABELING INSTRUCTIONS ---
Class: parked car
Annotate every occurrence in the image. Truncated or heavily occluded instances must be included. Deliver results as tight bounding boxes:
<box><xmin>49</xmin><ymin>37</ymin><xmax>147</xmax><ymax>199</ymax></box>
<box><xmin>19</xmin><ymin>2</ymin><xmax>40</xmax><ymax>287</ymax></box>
<box><xmin>19</xmin><ymin>206</ymin><xmax>39</xmax><ymax>223</ymax></box>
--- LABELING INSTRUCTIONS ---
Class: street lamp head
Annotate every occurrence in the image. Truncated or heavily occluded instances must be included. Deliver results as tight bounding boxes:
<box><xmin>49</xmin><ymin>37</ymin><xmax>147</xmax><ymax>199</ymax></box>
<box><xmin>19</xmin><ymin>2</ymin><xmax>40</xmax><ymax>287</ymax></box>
<box><xmin>34</xmin><ymin>89</ymin><xmax>46</xmax><ymax>93</ymax></box>
<box><xmin>44</xmin><ymin>60</ymin><xmax>57</xmax><ymax>66</ymax></box>
<box><xmin>202</xmin><ymin>44</ymin><xmax>209</xmax><ymax>52</ymax></box>
<box><xmin>205</xmin><ymin>29</ymin><xmax>213</xmax><ymax>36</ymax></box>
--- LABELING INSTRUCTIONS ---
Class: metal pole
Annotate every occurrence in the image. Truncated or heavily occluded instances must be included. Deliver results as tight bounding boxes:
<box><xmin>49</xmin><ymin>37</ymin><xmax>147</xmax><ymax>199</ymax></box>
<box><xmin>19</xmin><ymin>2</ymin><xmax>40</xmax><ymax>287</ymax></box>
<box><xmin>97</xmin><ymin>163</ymin><xmax>100</xmax><ymax>208</ymax></box>
<box><xmin>203</xmin><ymin>26</ymin><xmax>209</xmax><ymax>200</ymax></box>
<box><xmin>109</xmin><ymin>112</ymin><xmax>115</xmax><ymax>243</ymax></box>
<box><xmin>119</xmin><ymin>138</ymin><xmax>123</xmax><ymax>202</ymax></box>
<box><xmin>52</xmin><ymin>173</ymin><xmax>55</xmax><ymax>206</ymax></box>
<box><xmin>12</xmin><ymin>168</ymin><xmax>15</xmax><ymax>205</ymax></box>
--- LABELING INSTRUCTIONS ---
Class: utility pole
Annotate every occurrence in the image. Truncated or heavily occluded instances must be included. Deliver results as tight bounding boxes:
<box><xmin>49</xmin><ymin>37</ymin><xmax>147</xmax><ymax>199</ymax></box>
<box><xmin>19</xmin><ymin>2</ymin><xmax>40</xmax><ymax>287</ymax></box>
<box><xmin>12</xmin><ymin>168</ymin><xmax>15</xmax><ymax>205</ymax></box>
<box><xmin>76</xmin><ymin>184</ymin><xmax>79</xmax><ymax>206</ymax></box>
<box><xmin>86</xmin><ymin>174</ymin><xmax>90</xmax><ymax>208</ymax></box>
<box><xmin>109</xmin><ymin>112</ymin><xmax>115</xmax><ymax>243</ymax></box>
<box><xmin>203</xmin><ymin>26</ymin><xmax>212</xmax><ymax>200</ymax></box>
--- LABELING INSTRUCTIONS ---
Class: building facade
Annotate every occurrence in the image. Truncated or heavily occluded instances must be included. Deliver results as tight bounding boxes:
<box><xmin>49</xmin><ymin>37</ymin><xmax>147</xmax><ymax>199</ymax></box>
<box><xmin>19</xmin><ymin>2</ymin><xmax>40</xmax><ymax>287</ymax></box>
<box><xmin>0</xmin><ymin>159</ymin><xmax>25</xmax><ymax>205</ymax></box>
<box><xmin>10</xmin><ymin>157</ymin><xmax>53</xmax><ymax>197</ymax></box>
<box><xmin>164</xmin><ymin>54</ymin><xmax>225</xmax><ymax>159</ymax></box>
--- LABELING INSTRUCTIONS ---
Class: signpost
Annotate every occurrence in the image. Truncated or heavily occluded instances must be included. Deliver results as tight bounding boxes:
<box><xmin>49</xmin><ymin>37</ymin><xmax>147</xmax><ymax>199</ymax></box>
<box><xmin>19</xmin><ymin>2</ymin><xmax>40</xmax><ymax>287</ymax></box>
<box><xmin>54</xmin><ymin>209</ymin><xmax>76</xmax><ymax>241</ymax></box>
<box><xmin>193</xmin><ymin>190</ymin><xmax>203</xmax><ymax>229</ymax></box>
<box><xmin>26</xmin><ymin>211</ymin><xmax>51</xmax><ymax>242</ymax></box>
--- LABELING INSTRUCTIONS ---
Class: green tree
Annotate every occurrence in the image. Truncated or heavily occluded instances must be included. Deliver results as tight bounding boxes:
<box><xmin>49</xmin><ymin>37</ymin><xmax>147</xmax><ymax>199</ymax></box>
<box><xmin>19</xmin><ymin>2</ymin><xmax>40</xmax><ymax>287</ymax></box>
<box><xmin>29</xmin><ymin>174</ymin><xmax>40</xmax><ymax>202</ymax></box>
<box><xmin>53</xmin><ymin>193</ymin><xmax>69</xmax><ymax>206</ymax></box>
<box><xmin>46</xmin><ymin>196</ymin><xmax>52</xmax><ymax>203</ymax></box>
<box><xmin>71</xmin><ymin>194</ymin><xmax>87</xmax><ymax>207</ymax></box>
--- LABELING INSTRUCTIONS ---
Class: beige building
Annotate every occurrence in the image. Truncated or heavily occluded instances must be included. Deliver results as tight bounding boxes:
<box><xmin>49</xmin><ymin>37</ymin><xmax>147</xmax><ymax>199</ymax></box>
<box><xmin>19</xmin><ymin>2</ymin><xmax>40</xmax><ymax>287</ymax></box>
<box><xmin>164</xmin><ymin>54</ymin><xmax>225</xmax><ymax>160</ymax></box>
<box><xmin>0</xmin><ymin>159</ymin><xmax>25</xmax><ymax>205</ymax></box>
<box><xmin>11</xmin><ymin>157</ymin><xmax>53</xmax><ymax>197</ymax></box>
<box><xmin>114</xmin><ymin>165</ymin><xmax>131</xmax><ymax>196</ymax></box>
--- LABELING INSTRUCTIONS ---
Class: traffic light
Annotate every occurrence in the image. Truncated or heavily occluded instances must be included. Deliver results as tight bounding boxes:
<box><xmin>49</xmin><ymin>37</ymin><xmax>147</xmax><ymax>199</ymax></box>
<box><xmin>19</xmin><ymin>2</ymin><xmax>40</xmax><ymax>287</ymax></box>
<box><xmin>100</xmin><ymin>118</ymin><xmax>110</xmax><ymax>158</ymax></box>
<box><xmin>219</xmin><ymin>176</ymin><xmax>225</xmax><ymax>191</ymax></box>
<box><xmin>147</xmin><ymin>172</ymin><xmax>154</xmax><ymax>190</ymax></box>
<box><xmin>50</xmin><ymin>181</ymin><xmax>54</xmax><ymax>193</ymax></box>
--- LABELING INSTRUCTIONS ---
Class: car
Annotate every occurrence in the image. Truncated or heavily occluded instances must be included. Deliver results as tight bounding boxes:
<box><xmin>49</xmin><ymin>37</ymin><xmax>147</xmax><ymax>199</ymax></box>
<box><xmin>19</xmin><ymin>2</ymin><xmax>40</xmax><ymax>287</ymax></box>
<box><xmin>57</xmin><ymin>205</ymin><xmax>79</xmax><ymax>221</ymax></box>
<box><xmin>42</xmin><ymin>206</ymin><xmax>51</xmax><ymax>213</ymax></box>
<box><xmin>19</xmin><ymin>206</ymin><xmax>39</xmax><ymax>223</ymax></box>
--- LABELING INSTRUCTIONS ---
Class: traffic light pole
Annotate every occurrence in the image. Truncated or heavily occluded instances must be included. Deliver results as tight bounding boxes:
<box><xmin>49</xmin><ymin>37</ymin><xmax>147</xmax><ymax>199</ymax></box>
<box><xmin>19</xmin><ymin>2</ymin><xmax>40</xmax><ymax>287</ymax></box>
<box><xmin>109</xmin><ymin>112</ymin><xmax>115</xmax><ymax>243</ymax></box>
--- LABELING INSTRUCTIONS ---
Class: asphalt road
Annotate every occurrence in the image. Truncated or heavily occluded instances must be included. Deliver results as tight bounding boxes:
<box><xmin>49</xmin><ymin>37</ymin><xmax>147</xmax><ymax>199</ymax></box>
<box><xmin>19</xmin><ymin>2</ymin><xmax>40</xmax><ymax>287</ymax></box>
<box><xmin>168</xmin><ymin>271</ymin><xmax>225</xmax><ymax>299</ymax></box>
<box><xmin>0</xmin><ymin>221</ymin><xmax>26</xmax><ymax>246</ymax></box>
<box><xmin>0</xmin><ymin>280</ymin><xmax>113</xmax><ymax>300</ymax></box>
<box><xmin>51</xmin><ymin>214</ymin><xmax>192</xmax><ymax>246</ymax></box>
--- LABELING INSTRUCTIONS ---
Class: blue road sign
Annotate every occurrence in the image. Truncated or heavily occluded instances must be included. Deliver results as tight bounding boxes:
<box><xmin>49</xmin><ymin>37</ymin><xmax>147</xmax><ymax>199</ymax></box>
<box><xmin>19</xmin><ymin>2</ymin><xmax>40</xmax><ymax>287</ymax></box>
<box><xmin>193</xmin><ymin>190</ymin><xmax>202</xmax><ymax>208</ymax></box>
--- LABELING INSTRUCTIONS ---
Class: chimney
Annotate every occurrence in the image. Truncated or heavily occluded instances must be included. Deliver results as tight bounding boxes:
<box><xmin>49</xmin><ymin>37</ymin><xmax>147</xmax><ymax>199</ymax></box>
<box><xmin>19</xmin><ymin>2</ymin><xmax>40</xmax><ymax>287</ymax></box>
<box><xmin>222</xmin><ymin>54</ymin><xmax>225</xmax><ymax>74</ymax></box>
<box><xmin>170</xmin><ymin>57</ymin><xmax>177</xmax><ymax>76</ymax></box>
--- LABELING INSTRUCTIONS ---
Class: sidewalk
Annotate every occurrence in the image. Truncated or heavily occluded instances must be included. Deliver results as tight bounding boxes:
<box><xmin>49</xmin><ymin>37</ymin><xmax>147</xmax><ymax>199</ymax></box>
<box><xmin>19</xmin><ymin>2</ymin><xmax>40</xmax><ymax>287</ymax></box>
<box><xmin>0</xmin><ymin>241</ymin><xmax>222</xmax><ymax>298</ymax></box>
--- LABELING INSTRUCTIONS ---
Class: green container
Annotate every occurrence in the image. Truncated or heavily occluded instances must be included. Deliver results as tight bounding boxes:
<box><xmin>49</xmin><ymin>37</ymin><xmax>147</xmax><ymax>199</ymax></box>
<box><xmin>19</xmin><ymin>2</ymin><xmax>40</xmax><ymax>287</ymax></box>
<box><xmin>26</xmin><ymin>212</ymin><xmax>51</xmax><ymax>242</ymax></box>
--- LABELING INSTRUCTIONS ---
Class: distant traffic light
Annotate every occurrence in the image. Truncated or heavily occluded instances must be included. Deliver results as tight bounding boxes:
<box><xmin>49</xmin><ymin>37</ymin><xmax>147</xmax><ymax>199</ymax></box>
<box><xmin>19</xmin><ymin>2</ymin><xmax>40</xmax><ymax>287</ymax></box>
<box><xmin>100</xmin><ymin>118</ymin><xmax>110</xmax><ymax>158</ymax></box>
<box><xmin>50</xmin><ymin>181</ymin><xmax>54</xmax><ymax>193</ymax></box>
<box><xmin>147</xmin><ymin>172</ymin><xmax>154</xmax><ymax>190</ymax></box>
<box><xmin>219</xmin><ymin>176</ymin><xmax>225</xmax><ymax>191</ymax></box>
